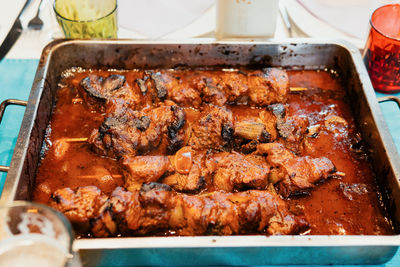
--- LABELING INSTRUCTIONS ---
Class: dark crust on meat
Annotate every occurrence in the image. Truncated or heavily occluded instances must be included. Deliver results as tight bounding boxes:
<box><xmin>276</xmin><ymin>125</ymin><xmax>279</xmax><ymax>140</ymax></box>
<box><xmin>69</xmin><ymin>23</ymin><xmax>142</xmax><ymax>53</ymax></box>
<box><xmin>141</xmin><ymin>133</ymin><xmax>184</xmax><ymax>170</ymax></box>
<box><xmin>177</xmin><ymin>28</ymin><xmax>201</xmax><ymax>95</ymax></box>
<box><xmin>136</xmin><ymin>77</ymin><xmax>148</xmax><ymax>95</ymax></box>
<box><xmin>147</xmin><ymin>71</ymin><xmax>168</xmax><ymax>100</ymax></box>
<box><xmin>80</xmin><ymin>74</ymin><xmax>126</xmax><ymax>101</ymax></box>
<box><xmin>134</xmin><ymin>116</ymin><xmax>151</xmax><ymax>131</ymax></box>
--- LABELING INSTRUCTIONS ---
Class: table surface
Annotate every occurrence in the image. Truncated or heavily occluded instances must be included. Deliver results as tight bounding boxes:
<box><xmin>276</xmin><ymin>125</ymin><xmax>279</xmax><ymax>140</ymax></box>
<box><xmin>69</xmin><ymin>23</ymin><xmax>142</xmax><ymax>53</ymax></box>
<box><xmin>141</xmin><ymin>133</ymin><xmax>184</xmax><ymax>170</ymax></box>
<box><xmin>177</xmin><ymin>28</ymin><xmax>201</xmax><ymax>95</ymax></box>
<box><xmin>1</xmin><ymin>57</ymin><xmax>400</xmax><ymax>266</ymax></box>
<box><xmin>1</xmin><ymin>0</ymin><xmax>400</xmax><ymax>266</ymax></box>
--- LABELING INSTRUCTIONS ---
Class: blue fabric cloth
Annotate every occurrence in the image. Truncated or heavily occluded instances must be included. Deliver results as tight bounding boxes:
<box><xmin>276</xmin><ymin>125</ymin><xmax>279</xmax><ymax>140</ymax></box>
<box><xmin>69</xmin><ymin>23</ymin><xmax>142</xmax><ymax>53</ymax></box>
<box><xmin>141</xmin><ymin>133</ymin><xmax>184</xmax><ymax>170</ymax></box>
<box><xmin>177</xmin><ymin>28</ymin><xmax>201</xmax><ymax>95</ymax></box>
<box><xmin>0</xmin><ymin>59</ymin><xmax>37</xmax><ymax>193</ymax></box>
<box><xmin>0</xmin><ymin>58</ymin><xmax>399</xmax><ymax>266</ymax></box>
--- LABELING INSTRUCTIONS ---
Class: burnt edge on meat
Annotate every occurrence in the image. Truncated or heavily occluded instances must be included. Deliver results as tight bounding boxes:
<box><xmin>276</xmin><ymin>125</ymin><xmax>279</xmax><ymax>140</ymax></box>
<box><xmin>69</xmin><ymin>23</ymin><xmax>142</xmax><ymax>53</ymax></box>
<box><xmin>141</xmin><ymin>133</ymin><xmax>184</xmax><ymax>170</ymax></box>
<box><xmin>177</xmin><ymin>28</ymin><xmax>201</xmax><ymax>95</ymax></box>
<box><xmin>168</xmin><ymin>106</ymin><xmax>186</xmax><ymax>153</ymax></box>
<box><xmin>80</xmin><ymin>74</ymin><xmax>126</xmax><ymax>101</ymax></box>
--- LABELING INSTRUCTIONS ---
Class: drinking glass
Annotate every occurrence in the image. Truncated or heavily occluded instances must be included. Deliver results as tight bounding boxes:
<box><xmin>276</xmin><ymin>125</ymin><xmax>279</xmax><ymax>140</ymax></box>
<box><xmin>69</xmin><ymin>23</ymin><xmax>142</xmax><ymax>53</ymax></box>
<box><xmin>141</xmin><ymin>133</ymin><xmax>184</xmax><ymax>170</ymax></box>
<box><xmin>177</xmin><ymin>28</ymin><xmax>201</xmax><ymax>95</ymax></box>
<box><xmin>54</xmin><ymin>0</ymin><xmax>117</xmax><ymax>38</ymax></box>
<box><xmin>363</xmin><ymin>4</ymin><xmax>400</xmax><ymax>93</ymax></box>
<box><xmin>0</xmin><ymin>201</ymin><xmax>74</xmax><ymax>267</ymax></box>
<box><xmin>216</xmin><ymin>0</ymin><xmax>279</xmax><ymax>40</ymax></box>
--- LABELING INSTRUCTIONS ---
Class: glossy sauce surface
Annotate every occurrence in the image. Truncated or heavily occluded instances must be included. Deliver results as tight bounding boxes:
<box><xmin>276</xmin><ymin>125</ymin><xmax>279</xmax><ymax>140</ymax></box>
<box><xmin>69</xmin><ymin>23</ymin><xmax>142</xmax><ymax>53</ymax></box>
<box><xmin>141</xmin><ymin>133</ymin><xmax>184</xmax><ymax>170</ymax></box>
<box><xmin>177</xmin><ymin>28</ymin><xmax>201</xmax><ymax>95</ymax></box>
<box><xmin>33</xmin><ymin>69</ymin><xmax>394</xmax><ymax>235</ymax></box>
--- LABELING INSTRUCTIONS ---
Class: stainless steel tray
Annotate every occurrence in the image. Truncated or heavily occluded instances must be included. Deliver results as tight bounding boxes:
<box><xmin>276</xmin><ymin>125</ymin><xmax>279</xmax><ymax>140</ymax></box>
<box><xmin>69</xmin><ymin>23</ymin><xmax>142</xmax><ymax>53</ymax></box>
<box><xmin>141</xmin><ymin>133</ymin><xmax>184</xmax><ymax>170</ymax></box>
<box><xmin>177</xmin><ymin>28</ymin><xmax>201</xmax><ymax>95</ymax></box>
<box><xmin>1</xmin><ymin>39</ymin><xmax>400</xmax><ymax>266</ymax></box>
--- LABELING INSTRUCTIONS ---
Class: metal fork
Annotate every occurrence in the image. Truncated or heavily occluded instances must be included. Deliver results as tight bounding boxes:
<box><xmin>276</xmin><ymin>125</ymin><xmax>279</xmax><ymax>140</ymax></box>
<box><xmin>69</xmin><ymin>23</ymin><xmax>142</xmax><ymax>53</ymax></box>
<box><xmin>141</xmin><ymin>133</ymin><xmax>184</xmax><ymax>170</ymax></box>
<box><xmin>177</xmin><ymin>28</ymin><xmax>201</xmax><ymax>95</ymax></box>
<box><xmin>27</xmin><ymin>0</ymin><xmax>44</xmax><ymax>30</ymax></box>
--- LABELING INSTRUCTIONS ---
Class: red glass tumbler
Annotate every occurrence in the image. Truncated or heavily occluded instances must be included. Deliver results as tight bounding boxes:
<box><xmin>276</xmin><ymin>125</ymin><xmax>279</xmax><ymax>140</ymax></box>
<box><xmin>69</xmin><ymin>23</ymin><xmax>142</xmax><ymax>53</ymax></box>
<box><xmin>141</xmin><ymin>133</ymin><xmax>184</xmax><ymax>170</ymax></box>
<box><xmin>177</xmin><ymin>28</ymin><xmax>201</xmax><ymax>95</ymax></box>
<box><xmin>363</xmin><ymin>4</ymin><xmax>400</xmax><ymax>93</ymax></box>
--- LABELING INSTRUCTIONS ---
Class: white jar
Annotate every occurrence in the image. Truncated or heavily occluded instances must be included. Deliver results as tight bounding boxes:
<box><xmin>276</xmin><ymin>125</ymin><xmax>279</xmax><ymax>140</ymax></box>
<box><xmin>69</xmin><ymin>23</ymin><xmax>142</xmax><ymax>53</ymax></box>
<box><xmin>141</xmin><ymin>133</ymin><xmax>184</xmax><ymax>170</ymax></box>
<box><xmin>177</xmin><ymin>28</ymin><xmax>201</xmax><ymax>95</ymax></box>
<box><xmin>216</xmin><ymin>0</ymin><xmax>279</xmax><ymax>39</ymax></box>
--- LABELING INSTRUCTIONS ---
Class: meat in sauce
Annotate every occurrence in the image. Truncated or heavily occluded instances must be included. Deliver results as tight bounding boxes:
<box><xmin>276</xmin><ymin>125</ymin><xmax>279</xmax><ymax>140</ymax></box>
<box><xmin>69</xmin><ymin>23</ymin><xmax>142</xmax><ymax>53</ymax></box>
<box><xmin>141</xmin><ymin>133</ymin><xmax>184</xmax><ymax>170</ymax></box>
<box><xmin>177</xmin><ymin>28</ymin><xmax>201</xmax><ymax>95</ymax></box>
<box><xmin>34</xmin><ymin>68</ymin><xmax>394</xmax><ymax>237</ymax></box>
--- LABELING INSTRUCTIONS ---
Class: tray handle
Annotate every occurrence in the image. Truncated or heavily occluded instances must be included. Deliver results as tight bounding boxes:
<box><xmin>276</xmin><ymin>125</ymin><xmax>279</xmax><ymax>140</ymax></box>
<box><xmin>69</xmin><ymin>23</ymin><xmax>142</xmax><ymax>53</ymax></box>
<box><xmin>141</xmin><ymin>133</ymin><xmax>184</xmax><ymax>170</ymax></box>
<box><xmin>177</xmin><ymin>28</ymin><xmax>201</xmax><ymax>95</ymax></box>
<box><xmin>0</xmin><ymin>99</ymin><xmax>27</xmax><ymax>172</ymax></box>
<box><xmin>377</xmin><ymin>96</ymin><xmax>400</xmax><ymax>109</ymax></box>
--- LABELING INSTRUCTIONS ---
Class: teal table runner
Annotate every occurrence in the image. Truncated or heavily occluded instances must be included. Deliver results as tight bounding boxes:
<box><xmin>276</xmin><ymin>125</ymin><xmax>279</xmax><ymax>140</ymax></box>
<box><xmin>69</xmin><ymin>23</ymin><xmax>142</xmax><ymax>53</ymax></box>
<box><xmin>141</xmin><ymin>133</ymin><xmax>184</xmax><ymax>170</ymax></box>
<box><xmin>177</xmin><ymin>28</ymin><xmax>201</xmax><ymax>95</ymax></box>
<box><xmin>0</xmin><ymin>58</ymin><xmax>399</xmax><ymax>266</ymax></box>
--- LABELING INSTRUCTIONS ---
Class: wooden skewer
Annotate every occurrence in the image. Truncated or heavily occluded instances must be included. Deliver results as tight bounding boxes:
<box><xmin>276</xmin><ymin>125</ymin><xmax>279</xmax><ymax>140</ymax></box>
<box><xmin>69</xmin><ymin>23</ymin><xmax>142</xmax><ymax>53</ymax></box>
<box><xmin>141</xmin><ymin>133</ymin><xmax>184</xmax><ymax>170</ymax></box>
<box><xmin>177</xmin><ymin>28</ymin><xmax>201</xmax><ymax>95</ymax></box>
<box><xmin>53</xmin><ymin>137</ymin><xmax>89</xmax><ymax>159</ymax></box>
<box><xmin>334</xmin><ymin>171</ymin><xmax>346</xmax><ymax>177</ymax></box>
<box><xmin>289</xmin><ymin>87</ymin><xmax>308</xmax><ymax>92</ymax></box>
<box><xmin>72</xmin><ymin>98</ymin><xmax>84</xmax><ymax>104</ymax></box>
<box><xmin>64</xmin><ymin>137</ymin><xmax>88</xmax><ymax>143</ymax></box>
<box><xmin>77</xmin><ymin>174</ymin><xmax>123</xmax><ymax>179</ymax></box>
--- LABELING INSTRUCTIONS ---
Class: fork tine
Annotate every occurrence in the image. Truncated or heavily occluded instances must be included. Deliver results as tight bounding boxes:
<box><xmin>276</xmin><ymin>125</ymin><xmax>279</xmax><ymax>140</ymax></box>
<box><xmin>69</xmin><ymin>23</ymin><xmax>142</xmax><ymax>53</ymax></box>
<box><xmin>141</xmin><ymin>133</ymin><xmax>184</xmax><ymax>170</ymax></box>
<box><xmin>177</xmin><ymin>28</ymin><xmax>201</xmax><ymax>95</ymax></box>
<box><xmin>27</xmin><ymin>0</ymin><xmax>44</xmax><ymax>30</ymax></box>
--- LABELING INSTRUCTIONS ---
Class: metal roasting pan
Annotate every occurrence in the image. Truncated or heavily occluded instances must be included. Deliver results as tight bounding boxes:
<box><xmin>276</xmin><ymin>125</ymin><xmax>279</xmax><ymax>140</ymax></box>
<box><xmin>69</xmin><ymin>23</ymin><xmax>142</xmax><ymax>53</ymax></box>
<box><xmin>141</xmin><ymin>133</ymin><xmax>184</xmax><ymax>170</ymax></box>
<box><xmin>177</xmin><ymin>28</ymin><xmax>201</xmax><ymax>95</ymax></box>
<box><xmin>1</xmin><ymin>39</ymin><xmax>400</xmax><ymax>266</ymax></box>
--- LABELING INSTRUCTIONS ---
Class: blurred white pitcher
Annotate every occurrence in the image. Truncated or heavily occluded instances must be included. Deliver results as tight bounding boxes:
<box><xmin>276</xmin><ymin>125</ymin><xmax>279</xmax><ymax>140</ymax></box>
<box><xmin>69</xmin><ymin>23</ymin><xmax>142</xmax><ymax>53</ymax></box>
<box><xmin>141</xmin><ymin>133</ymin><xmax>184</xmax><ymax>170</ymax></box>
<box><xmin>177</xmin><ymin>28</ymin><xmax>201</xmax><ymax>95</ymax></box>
<box><xmin>216</xmin><ymin>0</ymin><xmax>279</xmax><ymax>39</ymax></box>
<box><xmin>0</xmin><ymin>201</ymin><xmax>74</xmax><ymax>267</ymax></box>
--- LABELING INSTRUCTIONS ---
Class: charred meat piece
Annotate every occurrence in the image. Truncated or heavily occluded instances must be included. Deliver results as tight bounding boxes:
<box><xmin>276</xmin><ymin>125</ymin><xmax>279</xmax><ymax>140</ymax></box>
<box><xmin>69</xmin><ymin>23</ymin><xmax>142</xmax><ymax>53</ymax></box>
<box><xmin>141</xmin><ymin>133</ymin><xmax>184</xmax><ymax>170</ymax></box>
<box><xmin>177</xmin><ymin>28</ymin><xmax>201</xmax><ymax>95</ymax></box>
<box><xmin>194</xmin><ymin>69</ymin><xmax>289</xmax><ymax>106</ymax></box>
<box><xmin>136</xmin><ymin>76</ymin><xmax>148</xmax><ymax>95</ymax></box>
<box><xmin>136</xmin><ymin>71</ymin><xmax>169</xmax><ymax>102</ymax></box>
<box><xmin>189</xmin><ymin>105</ymin><xmax>234</xmax><ymax>150</ymax></box>
<box><xmin>133</xmin><ymin>116</ymin><xmax>151</xmax><ymax>132</ymax></box>
<box><xmin>167</xmin><ymin>105</ymin><xmax>187</xmax><ymax>152</ymax></box>
<box><xmin>205</xmin><ymin>152</ymin><xmax>270</xmax><ymax>192</ymax></box>
<box><xmin>234</xmin><ymin>110</ymin><xmax>278</xmax><ymax>144</ymax></box>
<box><xmin>89</xmin><ymin>102</ymin><xmax>187</xmax><ymax>158</ymax></box>
<box><xmin>163</xmin><ymin>147</ymin><xmax>207</xmax><ymax>193</ymax></box>
<box><xmin>267</xmin><ymin>103</ymin><xmax>309</xmax><ymax>153</ymax></box>
<box><xmin>80</xmin><ymin>74</ymin><xmax>126</xmax><ymax>101</ymax></box>
<box><xmin>276</xmin><ymin>115</ymin><xmax>309</xmax><ymax>152</ymax></box>
<box><xmin>49</xmin><ymin>186</ymin><xmax>108</xmax><ymax>232</ymax></box>
<box><xmin>233</xmin><ymin>104</ymin><xmax>308</xmax><ymax>154</ymax></box>
<box><xmin>150</xmin><ymin>71</ymin><xmax>203</xmax><ymax>108</ymax></box>
<box><xmin>122</xmin><ymin>147</ymin><xmax>207</xmax><ymax>193</ymax></box>
<box><xmin>121</xmin><ymin>155</ymin><xmax>173</xmax><ymax>191</ymax></box>
<box><xmin>79</xmin><ymin>74</ymin><xmax>143</xmax><ymax>113</ymax></box>
<box><xmin>147</xmin><ymin>71</ymin><xmax>168</xmax><ymax>100</ymax></box>
<box><xmin>256</xmin><ymin>143</ymin><xmax>337</xmax><ymax>197</ymax></box>
<box><xmin>247</xmin><ymin>68</ymin><xmax>289</xmax><ymax>106</ymax></box>
<box><xmin>52</xmin><ymin>185</ymin><xmax>309</xmax><ymax>237</ymax></box>
<box><xmin>197</xmin><ymin>76</ymin><xmax>229</xmax><ymax>106</ymax></box>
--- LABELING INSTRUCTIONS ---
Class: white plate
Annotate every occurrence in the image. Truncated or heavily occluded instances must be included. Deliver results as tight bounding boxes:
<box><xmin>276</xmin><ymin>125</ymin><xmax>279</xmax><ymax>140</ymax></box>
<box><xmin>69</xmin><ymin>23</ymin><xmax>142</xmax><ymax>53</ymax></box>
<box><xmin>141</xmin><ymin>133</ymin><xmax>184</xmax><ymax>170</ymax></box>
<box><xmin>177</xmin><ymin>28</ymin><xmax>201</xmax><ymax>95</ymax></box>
<box><xmin>0</xmin><ymin>0</ymin><xmax>26</xmax><ymax>46</ymax></box>
<box><xmin>283</xmin><ymin>0</ymin><xmax>366</xmax><ymax>49</ymax></box>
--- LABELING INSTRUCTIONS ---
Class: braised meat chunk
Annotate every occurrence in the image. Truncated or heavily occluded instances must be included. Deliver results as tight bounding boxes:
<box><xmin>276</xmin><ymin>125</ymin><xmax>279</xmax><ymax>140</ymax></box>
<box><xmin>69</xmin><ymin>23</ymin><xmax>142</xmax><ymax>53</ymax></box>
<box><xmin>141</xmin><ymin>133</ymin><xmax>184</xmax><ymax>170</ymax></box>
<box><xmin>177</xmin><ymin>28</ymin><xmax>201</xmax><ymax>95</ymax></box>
<box><xmin>247</xmin><ymin>68</ymin><xmax>289</xmax><ymax>106</ymax></box>
<box><xmin>205</xmin><ymin>152</ymin><xmax>270</xmax><ymax>192</ymax></box>
<box><xmin>122</xmin><ymin>147</ymin><xmax>207</xmax><ymax>193</ymax></box>
<box><xmin>49</xmin><ymin>186</ymin><xmax>108</xmax><ymax>232</ymax></box>
<box><xmin>121</xmin><ymin>155</ymin><xmax>173</xmax><ymax>191</ymax></box>
<box><xmin>163</xmin><ymin>147</ymin><xmax>208</xmax><ymax>192</ymax></box>
<box><xmin>79</xmin><ymin>74</ymin><xmax>143</xmax><ymax>112</ymax></box>
<box><xmin>80</xmin><ymin>74</ymin><xmax>126</xmax><ymax>101</ymax></box>
<box><xmin>89</xmin><ymin>102</ymin><xmax>187</xmax><ymax>158</ymax></box>
<box><xmin>194</xmin><ymin>68</ymin><xmax>289</xmax><ymax>106</ymax></box>
<box><xmin>188</xmin><ymin>104</ymin><xmax>234</xmax><ymax>150</ymax></box>
<box><xmin>256</xmin><ymin>143</ymin><xmax>337</xmax><ymax>197</ymax></box>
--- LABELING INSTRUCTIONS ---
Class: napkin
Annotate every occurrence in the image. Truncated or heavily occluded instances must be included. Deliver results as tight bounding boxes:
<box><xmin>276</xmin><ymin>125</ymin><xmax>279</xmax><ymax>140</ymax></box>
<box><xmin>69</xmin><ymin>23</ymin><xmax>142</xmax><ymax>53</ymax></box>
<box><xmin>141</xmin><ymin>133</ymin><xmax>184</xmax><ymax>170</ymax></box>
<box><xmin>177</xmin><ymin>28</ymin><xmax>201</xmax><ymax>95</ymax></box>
<box><xmin>297</xmin><ymin>0</ymin><xmax>400</xmax><ymax>40</ymax></box>
<box><xmin>118</xmin><ymin>0</ymin><xmax>215</xmax><ymax>39</ymax></box>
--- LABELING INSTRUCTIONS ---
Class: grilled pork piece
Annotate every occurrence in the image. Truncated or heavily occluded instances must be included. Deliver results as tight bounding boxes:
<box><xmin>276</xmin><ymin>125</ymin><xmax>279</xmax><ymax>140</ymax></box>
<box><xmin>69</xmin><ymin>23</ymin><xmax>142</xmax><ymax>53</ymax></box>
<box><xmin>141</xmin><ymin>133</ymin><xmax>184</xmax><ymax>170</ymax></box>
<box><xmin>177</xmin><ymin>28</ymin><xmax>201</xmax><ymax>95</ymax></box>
<box><xmin>49</xmin><ymin>184</ymin><xmax>309</xmax><ymax>237</ymax></box>
<box><xmin>268</xmin><ymin>103</ymin><xmax>309</xmax><ymax>153</ymax></box>
<box><xmin>80</xmin><ymin>74</ymin><xmax>127</xmax><ymax>101</ymax></box>
<box><xmin>255</xmin><ymin>143</ymin><xmax>336</xmax><ymax>197</ymax></box>
<box><xmin>121</xmin><ymin>147</ymin><xmax>208</xmax><ymax>192</ymax></box>
<box><xmin>205</xmin><ymin>152</ymin><xmax>270</xmax><ymax>192</ymax></box>
<box><xmin>89</xmin><ymin>101</ymin><xmax>187</xmax><ymax>158</ymax></box>
<box><xmin>188</xmin><ymin>104</ymin><xmax>234</xmax><ymax>150</ymax></box>
<box><xmin>50</xmin><ymin>186</ymin><xmax>108</xmax><ymax>232</ymax></box>
<box><xmin>162</xmin><ymin>147</ymin><xmax>207</xmax><ymax>192</ymax></box>
<box><xmin>186</xmin><ymin>68</ymin><xmax>289</xmax><ymax>106</ymax></box>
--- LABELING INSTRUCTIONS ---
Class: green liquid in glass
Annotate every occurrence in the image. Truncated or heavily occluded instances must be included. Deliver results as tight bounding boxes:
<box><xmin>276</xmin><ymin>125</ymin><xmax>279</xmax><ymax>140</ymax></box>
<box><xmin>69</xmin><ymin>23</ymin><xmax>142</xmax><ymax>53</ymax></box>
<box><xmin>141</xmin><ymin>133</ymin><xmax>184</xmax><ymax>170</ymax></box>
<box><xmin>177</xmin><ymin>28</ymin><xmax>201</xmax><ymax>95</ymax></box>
<box><xmin>55</xmin><ymin>0</ymin><xmax>117</xmax><ymax>38</ymax></box>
